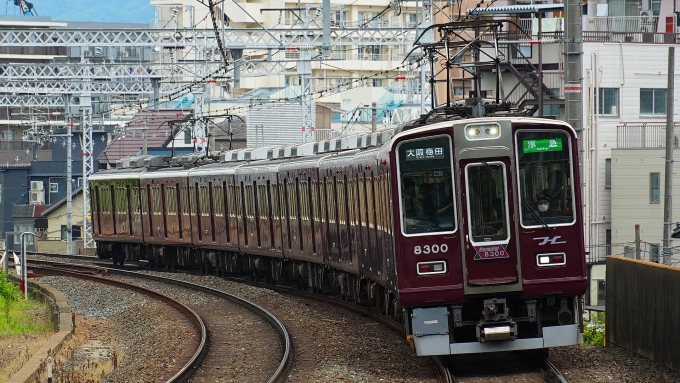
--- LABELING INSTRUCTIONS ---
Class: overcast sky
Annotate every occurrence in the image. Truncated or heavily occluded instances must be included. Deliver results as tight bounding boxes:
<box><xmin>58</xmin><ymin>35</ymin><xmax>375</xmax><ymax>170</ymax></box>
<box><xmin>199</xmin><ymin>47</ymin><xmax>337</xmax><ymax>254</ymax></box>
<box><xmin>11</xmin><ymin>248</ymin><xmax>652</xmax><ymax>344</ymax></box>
<box><xmin>4</xmin><ymin>0</ymin><xmax>155</xmax><ymax>23</ymax></box>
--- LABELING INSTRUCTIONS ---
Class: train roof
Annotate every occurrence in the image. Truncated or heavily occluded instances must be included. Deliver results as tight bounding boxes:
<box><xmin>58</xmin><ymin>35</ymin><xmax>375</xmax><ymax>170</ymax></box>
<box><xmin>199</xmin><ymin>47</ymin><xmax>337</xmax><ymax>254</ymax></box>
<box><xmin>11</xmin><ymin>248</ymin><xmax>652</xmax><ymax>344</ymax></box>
<box><xmin>89</xmin><ymin>166</ymin><xmax>147</xmax><ymax>181</ymax></box>
<box><xmin>140</xmin><ymin>166</ymin><xmax>190</xmax><ymax>179</ymax></box>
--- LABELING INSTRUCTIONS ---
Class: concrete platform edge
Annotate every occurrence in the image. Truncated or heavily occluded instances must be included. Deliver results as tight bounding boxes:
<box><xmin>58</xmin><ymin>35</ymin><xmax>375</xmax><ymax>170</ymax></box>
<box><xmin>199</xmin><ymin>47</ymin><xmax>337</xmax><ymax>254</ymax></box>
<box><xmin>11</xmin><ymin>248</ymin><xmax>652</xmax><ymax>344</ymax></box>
<box><xmin>6</xmin><ymin>280</ymin><xmax>75</xmax><ymax>383</ymax></box>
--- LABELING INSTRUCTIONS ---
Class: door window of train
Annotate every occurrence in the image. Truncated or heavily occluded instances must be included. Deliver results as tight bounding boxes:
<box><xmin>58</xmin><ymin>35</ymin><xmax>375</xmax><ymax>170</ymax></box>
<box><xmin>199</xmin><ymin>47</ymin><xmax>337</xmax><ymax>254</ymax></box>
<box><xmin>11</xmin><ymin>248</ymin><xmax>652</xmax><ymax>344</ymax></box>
<box><xmin>338</xmin><ymin>177</ymin><xmax>347</xmax><ymax>225</ymax></box>
<box><xmin>200</xmin><ymin>185</ymin><xmax>211</xmax><ymax>217</ymax></box>
<box><xmin>213</xmin><ymin>184</ymin><xmax>223</xmax><ymax>219</ymax></box>
<box><xmin>258</xmin><ymin>184</ymin><xmax>268</xmax><ymax>220</ymax></box>
<box><xmin>516</xmin><ymin>131</ymin><xmax>575</xmax><ymax>227</ymax></box>
<box><xmin>465</xmin><ymin>163</ymin><xmax>510</xmax><ymax>243</ymax></box>
<box><xmin>366</xmin><ymin>174</ymin><xmax>375</xmax><ymax>229</ymax></box>
<box><xmin>181</xmin><ymin>186</ymin><xmax>190</xmax><ymax>216</ymax></box>
<box><xmin>397</xmin><ymin>136</ymin><xmax>456</xmax><ymax>235</ymax></box>
<box><xmin>165</xmin><ymin>186</ymin><xmax>175</xmax><ymax>215</ymax></box>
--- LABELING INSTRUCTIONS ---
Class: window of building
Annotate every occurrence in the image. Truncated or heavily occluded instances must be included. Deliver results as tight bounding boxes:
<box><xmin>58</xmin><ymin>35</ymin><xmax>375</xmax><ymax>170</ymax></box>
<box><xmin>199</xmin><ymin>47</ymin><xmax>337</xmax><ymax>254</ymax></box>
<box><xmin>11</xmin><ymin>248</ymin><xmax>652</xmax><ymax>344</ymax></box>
<box><xmin>598</xmin><ymin>88</ymin><xmax>619</xmax><ymax>116</ymax></box>
<box><xmin>650</xmin><ymin>0</ymin><xmax>661</xmax><ymax>15</ymax></box>
<box><xmin>407</xmin><ymin>13</ymin><xmax>418</xmax><ymax>27</ymax></box>
<box><xmin>650</xmin><ymin>243</ymin><xmax>660</xmax><ymax>262</ymax></box>
<box><xmin>605</xmin><ymin>158</ymin><xmax>611</xmax><ymax>189</ymax></box>
<box><xmin>543</xmin><ymin>88</ymin><xmax>561</xmax><ymax>117</ymax></box>
<box><xmin>650</xmin><ymin>172</ymin><xmax>660</xmax><ymax>203</ymax></box>
<box><xmin>13</xmin><ymin>223</ymin><xmax>33</xmax><ymax>245</ymax></box>
<box><xmin>50</xmin><ymin>183</ymin><xmax>58</xmax><ymax>193</ymax></box>
<box><xmin>597</xmin><ymin>280</ymin><xmax>606</xmax><ymax>306</ymax></box>
<box><xmin>605</xmin><ymin>229</ymin><xmax>612</xmax><ymax>255</ymax></box>
<box><xmin>640</xmin><ymin>88</ymin><xmax>667</xmax><ymax>116</ymax></box>
<box><xmin>183</xmin><ymin>129</ymin><xmax>192</xmax><ymax>144</ymax></box>
<box><xmin>332</xmin><ymin>11</ymin><xmax>347</xmax><ymax>27</ymax></box>
<box><xmin>61</xmin><ymin>225</ymin><xmax>82</xmax><ymax>240</ymax></box>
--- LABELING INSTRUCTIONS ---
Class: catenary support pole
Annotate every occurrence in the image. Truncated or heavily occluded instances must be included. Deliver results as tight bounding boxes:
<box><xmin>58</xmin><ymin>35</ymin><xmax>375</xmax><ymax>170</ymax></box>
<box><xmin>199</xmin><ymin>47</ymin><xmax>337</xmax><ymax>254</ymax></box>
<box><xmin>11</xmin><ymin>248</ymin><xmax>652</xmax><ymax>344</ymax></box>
<box><xmin>662</xmin><ymin>46</ymin><xmax>675</xmax><ymax>265</ymax></box>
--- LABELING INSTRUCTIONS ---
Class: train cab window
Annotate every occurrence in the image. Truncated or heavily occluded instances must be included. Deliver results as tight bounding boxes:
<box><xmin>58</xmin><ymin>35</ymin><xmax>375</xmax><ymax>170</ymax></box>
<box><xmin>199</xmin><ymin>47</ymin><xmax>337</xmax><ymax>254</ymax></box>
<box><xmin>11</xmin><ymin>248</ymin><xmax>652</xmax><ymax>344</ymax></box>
<box><xmin>397</xmin><ymin>136</ymin><xmax>455</xmax><ymax>235</ymax></box>
<box><xmin>465</xmin><ymin>163</ymin><xmax>509</xmax><ymax>243</ymax></box>
<box><xmin>516</xmin><ymin>131</ymin><xmax>575</xmax><ymax>227</ymax></box>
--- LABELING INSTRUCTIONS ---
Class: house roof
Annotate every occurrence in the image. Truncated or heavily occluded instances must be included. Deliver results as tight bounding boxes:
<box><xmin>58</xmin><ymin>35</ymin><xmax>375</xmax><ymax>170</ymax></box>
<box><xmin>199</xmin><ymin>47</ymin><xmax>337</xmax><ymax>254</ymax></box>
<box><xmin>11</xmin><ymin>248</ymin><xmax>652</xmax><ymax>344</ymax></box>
<box><xmin>468</xmin><ymin>4</ymin><xmax>564</xmax><ymax>15</ymax></box>
<box><xmin>0</xmin><ymin>151</ymin><xmax>51</xmax><ymax>166</ymax></box>
<box><xmin>13</xmin><ymin>203</ymin><xmax>50</xmax><ymax>219</ymax></box>
<box><xmin>40</xmin><ymin>187</ymin><xmax>83</xmax><ymax>217</ymax></box>
<box><xmin>97</xmin><ymin>109</ymin><xmax>192</xmax><ymax>164</ymax></box>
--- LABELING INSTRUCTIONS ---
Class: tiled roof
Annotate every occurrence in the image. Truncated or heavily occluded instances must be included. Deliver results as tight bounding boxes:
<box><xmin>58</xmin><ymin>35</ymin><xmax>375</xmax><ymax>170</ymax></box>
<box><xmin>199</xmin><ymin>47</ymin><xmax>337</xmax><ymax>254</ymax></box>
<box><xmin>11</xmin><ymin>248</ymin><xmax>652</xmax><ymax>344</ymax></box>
<box><xmin>0</xmin><ymin>151</ymin><xmax>51</xmax><ymax>165</ymax></box>
<box><xmin>97</xmin><ymin>109</ymin><xmax>192</xmax><ymax>164</ymax></box>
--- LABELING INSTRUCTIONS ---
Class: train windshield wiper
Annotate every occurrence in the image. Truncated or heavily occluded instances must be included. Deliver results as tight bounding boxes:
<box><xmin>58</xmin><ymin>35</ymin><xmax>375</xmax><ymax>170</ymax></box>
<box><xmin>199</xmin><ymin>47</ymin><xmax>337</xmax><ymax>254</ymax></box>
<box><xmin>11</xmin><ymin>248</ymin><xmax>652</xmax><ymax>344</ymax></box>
<box><xmin>522</xmin><ymin>199</ymin><xmax>550</xmax><ymax>231</ymax></box>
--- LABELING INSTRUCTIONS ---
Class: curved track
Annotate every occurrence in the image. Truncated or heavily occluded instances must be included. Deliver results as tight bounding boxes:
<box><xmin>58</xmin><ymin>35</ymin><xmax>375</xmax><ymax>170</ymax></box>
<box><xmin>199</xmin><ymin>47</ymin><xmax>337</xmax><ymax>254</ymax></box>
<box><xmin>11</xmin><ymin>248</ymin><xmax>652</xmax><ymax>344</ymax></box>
<box><xmin>445</xmin><ymin>350</ymin><xmax>569</xmax><ymax>383</ymax></box>
<box><xmin>219</xmin><ymin>275</ymin><xmax>453</xmax><ymax>383</ymax></box>
<box><xmin>28</xmin><ymin>253</ymin><xmax>447</xmax><ymax>382</ymax></box>
<box><xmin>29</xmin><ymin>260</ymin><xmax>293</xmax><ymax>383</ymax></box>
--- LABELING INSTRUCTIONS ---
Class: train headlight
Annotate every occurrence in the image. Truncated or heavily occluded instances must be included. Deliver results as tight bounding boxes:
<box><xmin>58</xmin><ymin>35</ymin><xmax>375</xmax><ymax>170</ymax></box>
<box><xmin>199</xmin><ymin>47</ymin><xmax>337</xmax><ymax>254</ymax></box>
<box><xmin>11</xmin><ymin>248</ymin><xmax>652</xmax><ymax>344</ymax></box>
<box><xmin>417</xmin><ymin>261</ymin><xmax>447</xmax><ymax>275</ymax></box>
<box><xmin>465</xmin><ymin>123</ymin><xmax>501</xmax><ymax>140</ymax></box>
<box><xmin>536</xmin><ymin>253</ymin><xmax>566</xmax><ymax>267</ymax></box>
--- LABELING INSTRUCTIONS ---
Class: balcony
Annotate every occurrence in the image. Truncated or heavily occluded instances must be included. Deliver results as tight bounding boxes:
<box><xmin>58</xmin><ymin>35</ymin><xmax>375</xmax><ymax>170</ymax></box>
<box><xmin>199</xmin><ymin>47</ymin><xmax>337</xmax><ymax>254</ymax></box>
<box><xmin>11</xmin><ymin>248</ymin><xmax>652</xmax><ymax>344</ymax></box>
<box><xmin>583</xmin><ymin>16</ymin><xmax>678</xmax><ymax>43</ymax></box>
<box><xmin>617</xmin><ymin>122</ymin><xmax>680</xmax><ymax>149</ymax></box>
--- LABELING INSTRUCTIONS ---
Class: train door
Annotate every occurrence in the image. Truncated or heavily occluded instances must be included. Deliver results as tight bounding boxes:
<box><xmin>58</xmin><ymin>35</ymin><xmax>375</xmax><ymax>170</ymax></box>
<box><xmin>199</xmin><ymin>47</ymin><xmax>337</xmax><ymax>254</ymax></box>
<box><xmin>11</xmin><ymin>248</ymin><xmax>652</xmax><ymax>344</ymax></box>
<box><xmin>326</xmin><ymin>175</ymin><xmax>340</xmax><ymax>264</ymax></box>
<box><xmin>459</xmin><ymin>159</ymin><xmax>519</xmax><ymax>288</ymax></box>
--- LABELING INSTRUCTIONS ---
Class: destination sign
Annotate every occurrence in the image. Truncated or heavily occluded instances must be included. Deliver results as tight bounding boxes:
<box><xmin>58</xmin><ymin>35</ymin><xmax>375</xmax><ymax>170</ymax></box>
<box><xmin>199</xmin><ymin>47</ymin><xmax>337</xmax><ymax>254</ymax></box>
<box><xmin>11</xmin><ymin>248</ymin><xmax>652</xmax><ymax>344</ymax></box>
<box><xmin>473</xmin><ymin>244</ymin><xmax>510</xmax><ymax>260</ymax></box>
<box><xmin>404</xmin><ymin>147</ymin><xmax>446</xmax><ymax>161</ymax></box>
<box><xmin>523</xmin><ymin>138</ymin><xmax>562</xmax><ymax>153</ymax></box>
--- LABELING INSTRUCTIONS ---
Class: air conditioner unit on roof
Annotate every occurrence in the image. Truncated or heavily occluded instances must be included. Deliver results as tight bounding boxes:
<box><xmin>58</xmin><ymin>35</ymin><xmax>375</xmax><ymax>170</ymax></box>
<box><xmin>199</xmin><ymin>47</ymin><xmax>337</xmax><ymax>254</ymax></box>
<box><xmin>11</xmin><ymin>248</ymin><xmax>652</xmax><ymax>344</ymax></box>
<box><xmin>30</xmin><ymin>190</ymin><xmax>45</xmax><ymax>205</ymax></box>
<box><xmin>30</xmin><ymin>181</ymin><xmax>44</xmax><ymax>191</ymax></box>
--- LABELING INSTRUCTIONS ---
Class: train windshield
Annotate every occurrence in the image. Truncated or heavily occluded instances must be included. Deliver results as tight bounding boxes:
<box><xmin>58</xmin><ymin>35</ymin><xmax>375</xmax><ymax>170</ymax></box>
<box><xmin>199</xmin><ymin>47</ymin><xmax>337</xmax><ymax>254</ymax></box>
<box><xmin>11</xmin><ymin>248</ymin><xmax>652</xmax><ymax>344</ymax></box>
<box><xmin>465</xmin><ymin>162</ymin><xmax>510</xmax><ymax>243</ymax></box>
<box><xmin>516</xmin><ymin>130</ymin><xmax>575</xmax><ymax>227</ymax></box>
<box><xmin>397</xmin><ymin>136</ymin><xmax>455</xmax><ymax>235</ymax></box>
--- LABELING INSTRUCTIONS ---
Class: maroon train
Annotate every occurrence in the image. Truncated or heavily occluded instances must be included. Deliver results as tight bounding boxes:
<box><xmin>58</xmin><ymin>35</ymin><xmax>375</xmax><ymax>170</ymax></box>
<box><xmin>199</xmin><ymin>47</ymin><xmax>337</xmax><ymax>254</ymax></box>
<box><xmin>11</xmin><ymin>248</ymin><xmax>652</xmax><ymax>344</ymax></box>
<box><xmin>90</xmin><ymin>116</ymin><xmax>587</xmax><ymax>355</ymax></box>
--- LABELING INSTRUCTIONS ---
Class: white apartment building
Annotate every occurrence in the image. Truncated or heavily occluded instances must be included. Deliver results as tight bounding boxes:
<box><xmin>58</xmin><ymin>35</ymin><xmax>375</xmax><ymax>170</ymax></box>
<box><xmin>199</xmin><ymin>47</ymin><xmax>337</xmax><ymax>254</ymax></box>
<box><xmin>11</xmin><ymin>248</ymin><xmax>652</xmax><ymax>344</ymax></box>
<box><xmin>150</xmin><ymin>0</ymin><xmax>421</xmax><ymax>101</ymax></box>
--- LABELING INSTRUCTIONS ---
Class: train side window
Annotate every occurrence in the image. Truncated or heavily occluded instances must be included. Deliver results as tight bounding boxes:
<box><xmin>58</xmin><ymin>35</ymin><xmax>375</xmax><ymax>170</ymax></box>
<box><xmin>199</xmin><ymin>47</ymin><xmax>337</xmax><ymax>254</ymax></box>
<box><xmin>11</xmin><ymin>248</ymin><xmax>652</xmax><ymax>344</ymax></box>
<box><xmin>397</xmin><ymin>135</ymin><xmax>456</xmax><ymax>235</ymax></box>
<box><xmin>516</xmin><ymin>131</ymin><xmax>575</xmax><ymax>227</ymax></box>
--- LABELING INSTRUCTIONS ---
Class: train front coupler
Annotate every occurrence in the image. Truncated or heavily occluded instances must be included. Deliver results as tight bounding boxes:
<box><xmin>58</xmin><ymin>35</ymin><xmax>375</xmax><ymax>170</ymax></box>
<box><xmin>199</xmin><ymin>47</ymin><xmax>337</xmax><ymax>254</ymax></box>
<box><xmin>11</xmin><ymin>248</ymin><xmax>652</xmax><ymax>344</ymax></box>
<box><xmin>476</xmin><ymin>298</ymin><xmax>518</xmax><ymax>342</ymax></box>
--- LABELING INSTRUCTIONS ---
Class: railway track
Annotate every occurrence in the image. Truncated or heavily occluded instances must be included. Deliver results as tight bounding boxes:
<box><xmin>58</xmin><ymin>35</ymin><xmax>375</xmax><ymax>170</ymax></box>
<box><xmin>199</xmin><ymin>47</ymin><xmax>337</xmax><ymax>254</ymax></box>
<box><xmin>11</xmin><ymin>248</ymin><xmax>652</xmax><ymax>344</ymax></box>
<box><xmin>27</xmin><ymin>252</ymin><xmax>446</xmax><ymax>382</ymax></box>
<box><xmin>29</xmin><ymin>260</ymin><xmax>293</xmax><ymax>383</ymax></box>
<box><xmin>445</xmin><ymin>349</ymin><xmax>568</xmax><ymax>383</ymax></box>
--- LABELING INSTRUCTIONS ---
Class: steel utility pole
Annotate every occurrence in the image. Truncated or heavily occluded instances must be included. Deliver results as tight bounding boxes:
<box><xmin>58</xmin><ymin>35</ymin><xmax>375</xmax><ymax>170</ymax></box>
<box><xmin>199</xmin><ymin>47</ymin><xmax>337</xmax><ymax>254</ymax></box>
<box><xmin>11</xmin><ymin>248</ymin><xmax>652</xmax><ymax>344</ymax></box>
<box><xmin>564</xmin><ymin>0</ymin><xmax>583</xmax><ymax>132</ymax></box>
<box><xmin>65</xmin><ymin>94</ymin><xmax>73</xmax><ymax>255</ymax></box>
<box><xmin>662</xmin><ymin>46</ymin><xmax>675</xmax><ymax>265</ymax></box>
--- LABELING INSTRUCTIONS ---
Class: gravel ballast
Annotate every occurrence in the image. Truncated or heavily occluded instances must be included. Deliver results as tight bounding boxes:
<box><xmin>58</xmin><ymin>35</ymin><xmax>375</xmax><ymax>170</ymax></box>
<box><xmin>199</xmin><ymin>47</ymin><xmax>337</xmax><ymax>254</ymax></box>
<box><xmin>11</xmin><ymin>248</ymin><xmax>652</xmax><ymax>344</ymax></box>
<box><xmin>13</xmin><ymin>263</ymin><xmax>680</xmax><ymax>382</ymax></box>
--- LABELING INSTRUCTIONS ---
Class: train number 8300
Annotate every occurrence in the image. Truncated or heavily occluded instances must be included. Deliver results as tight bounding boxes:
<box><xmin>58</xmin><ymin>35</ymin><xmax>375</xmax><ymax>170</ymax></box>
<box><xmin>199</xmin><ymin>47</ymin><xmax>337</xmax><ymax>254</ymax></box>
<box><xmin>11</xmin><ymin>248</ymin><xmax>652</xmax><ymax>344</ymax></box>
<box><xmin>414</xmin><ymin>244</ymin><xmax>448</xmax><ymax>255</ymax></box>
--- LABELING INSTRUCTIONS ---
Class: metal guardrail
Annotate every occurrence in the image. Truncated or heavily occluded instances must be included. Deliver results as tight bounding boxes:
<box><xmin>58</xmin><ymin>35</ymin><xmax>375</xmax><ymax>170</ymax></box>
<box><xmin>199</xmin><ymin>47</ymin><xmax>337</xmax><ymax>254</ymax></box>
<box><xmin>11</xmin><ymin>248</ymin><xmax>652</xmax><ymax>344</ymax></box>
<box><xmin>616</xmin><ymin>122</ymin><xmax>680</xmax><ymax>148</ymax></box>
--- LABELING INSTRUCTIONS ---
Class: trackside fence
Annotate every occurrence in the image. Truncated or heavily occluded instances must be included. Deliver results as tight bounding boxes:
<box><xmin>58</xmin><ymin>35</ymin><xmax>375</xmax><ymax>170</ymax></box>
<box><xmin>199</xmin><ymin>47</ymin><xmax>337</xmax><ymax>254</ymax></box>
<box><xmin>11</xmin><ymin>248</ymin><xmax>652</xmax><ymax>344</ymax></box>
<box><xmin>606</xmin><ymin>256</ymin><xmax>680</xmax><ymax>372</ymax></box>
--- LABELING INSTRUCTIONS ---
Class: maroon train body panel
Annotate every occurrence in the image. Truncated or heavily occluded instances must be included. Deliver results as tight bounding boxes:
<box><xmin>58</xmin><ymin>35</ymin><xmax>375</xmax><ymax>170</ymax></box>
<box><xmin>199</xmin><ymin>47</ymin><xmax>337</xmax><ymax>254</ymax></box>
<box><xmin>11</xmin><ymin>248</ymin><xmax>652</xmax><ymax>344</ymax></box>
<box><xmin>140</xmin><ymin>168</ymin><xmax>192</xmax><ymax>246</ymax></box>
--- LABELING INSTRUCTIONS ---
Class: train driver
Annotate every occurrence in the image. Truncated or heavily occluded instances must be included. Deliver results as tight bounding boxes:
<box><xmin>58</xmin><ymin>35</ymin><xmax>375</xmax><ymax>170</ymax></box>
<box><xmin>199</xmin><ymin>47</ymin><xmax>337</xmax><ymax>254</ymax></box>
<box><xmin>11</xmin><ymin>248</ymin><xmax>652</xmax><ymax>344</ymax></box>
<box><xmin>535</xmin><ymin>191</ymin><xmax>557</xmax><ymax>217</ymax></box>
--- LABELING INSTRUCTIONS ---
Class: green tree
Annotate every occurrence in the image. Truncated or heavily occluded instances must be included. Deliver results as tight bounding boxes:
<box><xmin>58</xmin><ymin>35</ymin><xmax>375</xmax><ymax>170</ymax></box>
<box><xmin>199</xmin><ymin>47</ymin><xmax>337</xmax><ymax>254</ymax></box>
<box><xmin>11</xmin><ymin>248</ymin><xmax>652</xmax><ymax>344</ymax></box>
<box><xmin>0</xmin><ymin>270</ymin><xmax>21</xmax><ymax>324</ymax></box>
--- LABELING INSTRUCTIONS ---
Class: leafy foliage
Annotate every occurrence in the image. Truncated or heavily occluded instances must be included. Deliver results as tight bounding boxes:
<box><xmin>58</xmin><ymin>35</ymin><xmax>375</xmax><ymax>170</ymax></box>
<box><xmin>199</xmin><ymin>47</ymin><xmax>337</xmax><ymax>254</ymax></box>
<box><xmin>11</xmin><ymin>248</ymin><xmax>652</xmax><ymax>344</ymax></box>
<box><xmin>583</xmin><ymin>312</ymin><xmax>605</xmax><ymax>347</ymax></box>
<box><xmin>0</xmin><ymin>270</ymin><xmax>21</xmax><ymax>325</ymax></box>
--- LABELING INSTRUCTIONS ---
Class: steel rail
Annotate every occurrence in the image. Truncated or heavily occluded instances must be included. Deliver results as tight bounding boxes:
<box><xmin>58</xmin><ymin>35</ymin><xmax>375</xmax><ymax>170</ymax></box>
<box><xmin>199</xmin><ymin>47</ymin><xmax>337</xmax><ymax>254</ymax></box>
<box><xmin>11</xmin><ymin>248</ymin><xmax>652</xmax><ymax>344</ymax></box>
<box><xmin>221</xmin><ymin>276</ymin><xmax>453</xmax><ymax>383</ymax></box>
<box><xmin>29</xmin><ymin>259</ymin><xmax>294</xmax><ymax>383</ymax></box>
<box><xmin>542</xmin><ymin>359</ymin><xmax>569</xmax><ymax>383</ymax></box>
<box><xmin>30</xmin><ymin>265</ymin><xmax>207</xmax><ymax>383</ymax></box>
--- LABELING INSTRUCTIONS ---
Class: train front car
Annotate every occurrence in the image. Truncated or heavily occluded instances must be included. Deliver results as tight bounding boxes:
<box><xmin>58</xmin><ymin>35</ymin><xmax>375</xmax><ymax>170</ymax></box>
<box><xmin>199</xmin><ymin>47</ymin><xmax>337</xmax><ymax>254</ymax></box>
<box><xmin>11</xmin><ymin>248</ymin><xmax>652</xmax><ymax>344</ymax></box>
<box><xmin>392</xmin><ymin>117</ymin><xmax>587</xmax><ymax>356</ymax></box>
